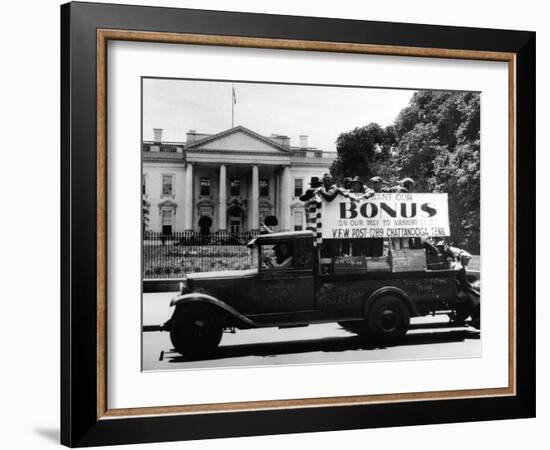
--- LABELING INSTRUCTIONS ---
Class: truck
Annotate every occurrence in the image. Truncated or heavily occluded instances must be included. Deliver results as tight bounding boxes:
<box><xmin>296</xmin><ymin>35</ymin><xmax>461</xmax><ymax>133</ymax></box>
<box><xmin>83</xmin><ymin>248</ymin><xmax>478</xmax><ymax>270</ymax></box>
<box><xmin>160</xmin><ymin>229</ymin><xmax>480</xmax><ymax>358</ymax></box>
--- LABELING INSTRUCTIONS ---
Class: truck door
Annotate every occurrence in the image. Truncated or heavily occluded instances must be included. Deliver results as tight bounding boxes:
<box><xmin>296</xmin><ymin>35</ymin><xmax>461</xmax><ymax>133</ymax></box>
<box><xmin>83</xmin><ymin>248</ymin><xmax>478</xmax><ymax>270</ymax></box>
<box><xmin>258</xmin><ymin>239</ymin><xmax>315</xmax><ymax>315</ymax></box>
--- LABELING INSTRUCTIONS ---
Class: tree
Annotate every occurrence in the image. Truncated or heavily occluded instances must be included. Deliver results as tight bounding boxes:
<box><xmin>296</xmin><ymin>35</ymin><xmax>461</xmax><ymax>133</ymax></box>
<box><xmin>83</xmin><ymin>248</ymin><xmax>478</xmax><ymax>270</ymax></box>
<box><xmin>330</xmin><ymin>123</ymin><xmax>396</xmax><ymax>182</ymax></box>
<box><xmin>392</xmin><ymin>91</ymin><xmax>480</xmax><ymax>251</ymax></box>
<box><xmin>329</xmin><ymin>90</ymin><xmax>480</xmax><ymax>251</ymax></box>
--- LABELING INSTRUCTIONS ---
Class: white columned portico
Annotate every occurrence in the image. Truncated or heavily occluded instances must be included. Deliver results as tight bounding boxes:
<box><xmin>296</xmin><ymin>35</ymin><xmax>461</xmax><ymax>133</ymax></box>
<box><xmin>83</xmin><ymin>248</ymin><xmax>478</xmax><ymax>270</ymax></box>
<box><xmin>250</xmin><ymin>165</ymin><xmax>259</xmax><ymax>231</ymax></box>
<box><xmin>280</xmin><ymin>166</ymin><xmax>291</xmax><ymax>230</ymax></box>
<box><xmin>184</xmin><ymin>163</ymin><xmax>193</xmax><ymax>230</ymax></box>
<box><xmin>218</xmin><ymin>164</ymin><xmax>227</xmax><ymax>230</ymax></box>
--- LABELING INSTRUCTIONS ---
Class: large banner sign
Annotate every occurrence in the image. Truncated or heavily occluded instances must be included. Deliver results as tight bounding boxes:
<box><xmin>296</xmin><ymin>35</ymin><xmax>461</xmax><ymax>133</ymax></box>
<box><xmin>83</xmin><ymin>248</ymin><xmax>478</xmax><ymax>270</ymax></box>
<box><xmin>321</xmin><ymin>193</ymin><xmax>450</xmax><ymax>239</ymax></box>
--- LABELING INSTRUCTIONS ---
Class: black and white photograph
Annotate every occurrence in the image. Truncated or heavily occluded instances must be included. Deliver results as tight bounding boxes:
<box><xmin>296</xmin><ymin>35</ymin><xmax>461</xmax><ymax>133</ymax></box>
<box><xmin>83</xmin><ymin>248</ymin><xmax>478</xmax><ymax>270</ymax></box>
<box><xmin>141</xmin><ymin>78</ymin><xmax>481</xmax><ymax>371</ymax></box>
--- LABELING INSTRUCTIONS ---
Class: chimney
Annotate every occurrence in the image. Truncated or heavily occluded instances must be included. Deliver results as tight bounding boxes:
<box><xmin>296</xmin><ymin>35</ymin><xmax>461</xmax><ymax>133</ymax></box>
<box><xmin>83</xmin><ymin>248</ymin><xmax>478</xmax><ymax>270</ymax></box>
<box><xmin>270</xmin><ymin>134</ymin><xmax>290</xmax><ymax>147</ymax></box>
<box><xmin>153</xmin><ymin>128</ymin><xmax>163</xmax><ymax>143</ymax></box>
<box><xmin>299</xmin><ymin>135</ymin><xmax>308</xmax><ymax>148</ymax></box>
<box><xmin>186</xmin><ymin>130</ymin><xmax>198</xmax><ymax>143</ymax></box>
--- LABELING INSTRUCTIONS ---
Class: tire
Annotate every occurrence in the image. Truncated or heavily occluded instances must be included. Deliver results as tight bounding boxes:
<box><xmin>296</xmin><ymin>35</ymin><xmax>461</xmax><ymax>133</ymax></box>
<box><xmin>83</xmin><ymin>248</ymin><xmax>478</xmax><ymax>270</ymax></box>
<box><xmin>366</xmin><ymin>296</ymin><xmax>410</xmax><ymax>341</ymax></box>
<box><xmin>169</xmin><ymin>305</ymin><xmax>223</xmax><ymax>358</ymax></box>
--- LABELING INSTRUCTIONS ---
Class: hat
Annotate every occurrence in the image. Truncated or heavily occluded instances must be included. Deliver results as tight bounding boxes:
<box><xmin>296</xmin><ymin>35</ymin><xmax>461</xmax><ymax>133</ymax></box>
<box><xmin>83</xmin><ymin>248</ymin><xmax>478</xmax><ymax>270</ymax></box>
<box><xmin>343</xmin><ymin>177</ymin><xmax>352</xmax><ymax>183</ymax></box>
<box><xmin>309</xmin><ymin>176</ymin><xmax>321</xmax><ymax>186</ymax></box>
<box><xmin>369</xmin><ymin>176</ymin><xmax>383</xmax><ymax>183</ymax></box>
<box><xmin>322</xmin><ymin>173</ymin><xmax>332</xmax><ymax>180</ymax></box>
<box><xmin>351</xmin><ymin>176</ymin><xmax>362</xmax><ymax>184</ymax></box>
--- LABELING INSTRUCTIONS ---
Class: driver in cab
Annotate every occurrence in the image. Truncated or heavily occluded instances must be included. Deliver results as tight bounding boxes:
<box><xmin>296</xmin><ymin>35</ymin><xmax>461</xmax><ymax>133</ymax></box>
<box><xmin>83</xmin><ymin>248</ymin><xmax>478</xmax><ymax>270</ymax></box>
<box><xmin>263</xmin><ymin>242</ymin><xmax>293</xmax><ymax>268</ymax></box>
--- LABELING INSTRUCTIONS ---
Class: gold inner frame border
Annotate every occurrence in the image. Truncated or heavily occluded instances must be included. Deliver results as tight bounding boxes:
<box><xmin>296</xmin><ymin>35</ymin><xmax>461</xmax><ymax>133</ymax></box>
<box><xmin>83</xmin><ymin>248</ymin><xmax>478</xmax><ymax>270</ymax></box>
<box><xmin>96</xmin><ymin>28</ymin><xmax>517</xmax><ymax>420</ymax></box>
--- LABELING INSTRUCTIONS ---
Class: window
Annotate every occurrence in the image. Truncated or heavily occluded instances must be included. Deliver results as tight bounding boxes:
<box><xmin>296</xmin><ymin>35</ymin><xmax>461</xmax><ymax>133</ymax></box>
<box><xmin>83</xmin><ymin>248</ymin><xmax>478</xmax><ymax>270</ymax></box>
<box><xmin>142</xmin><ymin>174</ymin><xmax>147</xmax><ymax>196</ymax></box>
<box><xmin>294</xmin><ymin>178</ymin><xmax>303</xmax><ymax>197</ymax></box>
<box><xmin>200</xmin><ymin>177</ymin><xmax>211</xmax><ymax>196</ymax></box>
<box><xmin>259</xmin><ymin>178</ymin><xmax>269</xmax><ymax>197</ymax></box>
<box><xmin>314</xmin><ymin>151</ymin><xmax>322</xmax><ymax>158</ymax></box>
<box><xmin>293</xmin><ymin>210</ymin><xmax>304</xmax><ymax>231</ymax></box>
<box><xmin>230</xmin><ymin>177</ymin><xmax>240</xmax><ymax>196</ymax></box>
<box><xmin>161</xmin><ymin>209</ymin><xmax>173</xmax><ymax>234</ymax></box>
<box><xmin>162</xmin><ymin>174</ymin><xmax>174</xmax><ymax>197</ymax></box>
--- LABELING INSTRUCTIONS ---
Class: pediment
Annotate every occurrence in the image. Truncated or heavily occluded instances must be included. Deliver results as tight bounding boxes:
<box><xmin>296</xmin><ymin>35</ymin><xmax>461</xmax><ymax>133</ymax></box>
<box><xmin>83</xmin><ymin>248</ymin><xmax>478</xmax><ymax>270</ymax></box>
<box><xmin>187</xmin><ymin>126</ymin><xmax>289</xmax><ymax>154</ymax></box>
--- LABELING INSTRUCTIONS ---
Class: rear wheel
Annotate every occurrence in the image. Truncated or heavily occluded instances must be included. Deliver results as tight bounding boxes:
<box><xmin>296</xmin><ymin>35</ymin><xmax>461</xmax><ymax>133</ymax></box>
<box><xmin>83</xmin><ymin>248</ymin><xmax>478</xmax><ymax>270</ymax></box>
<box><xmin>169</xmin><ymin>305</ymin><xmax>223</xmax><ymax>358</ymax></box>
<box><xmin>366</xmin><ymin>296</ymin><xmax>410</xmax><ymax>341</ymax></box>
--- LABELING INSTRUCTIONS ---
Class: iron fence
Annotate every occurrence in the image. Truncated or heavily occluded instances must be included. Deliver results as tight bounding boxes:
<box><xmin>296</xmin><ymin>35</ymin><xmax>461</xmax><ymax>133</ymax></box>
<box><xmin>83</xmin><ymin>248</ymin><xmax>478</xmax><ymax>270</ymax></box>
<box><xmin>142</xmin><ymin>231</ymin><xmax>480</xmax><ymax>279</ymax></box>
<box><xmin>143</xmin><ymin>231</ymin><xmax>259</xmax><ymax>279</ymax></box>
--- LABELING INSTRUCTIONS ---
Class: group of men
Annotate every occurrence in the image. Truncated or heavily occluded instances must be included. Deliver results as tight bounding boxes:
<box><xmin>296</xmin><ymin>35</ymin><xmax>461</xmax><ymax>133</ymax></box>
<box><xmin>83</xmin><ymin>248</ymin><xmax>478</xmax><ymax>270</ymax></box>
<box><xmin>298</xmin><ymin>173</ymin><xmax>416</xmax><ymax>256</ymax></box>
<box><xmin>299</xmin><ymin>173</ymin><xmax>415</xmax><ymax>206</ymax></box>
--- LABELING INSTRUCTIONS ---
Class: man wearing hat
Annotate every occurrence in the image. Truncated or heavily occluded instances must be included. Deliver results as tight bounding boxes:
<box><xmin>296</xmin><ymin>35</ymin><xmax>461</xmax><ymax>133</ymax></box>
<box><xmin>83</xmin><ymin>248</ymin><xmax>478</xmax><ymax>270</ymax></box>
<box><xmin>350</xmin><ymin>176</ymin><xmax>375</xmax><ymax>200</ymax></box>
<box><xmin>317</xmin><ymin>173</ymin><xmax>340</xmax><ymax>202</ymax></box>
<box><xmin>342</xmin><ymin>176</ymin><xmax>353</xmax><ymax>191</ymax></box>
<box><xmin>369</xmin><ymin>176</ymin><xmax>390</xmax><ymax>193</ymax></box>
<box><xmin>299</xmin><ymin>176</ymin><xmax>322</xmax><ymax>202</ymax></box>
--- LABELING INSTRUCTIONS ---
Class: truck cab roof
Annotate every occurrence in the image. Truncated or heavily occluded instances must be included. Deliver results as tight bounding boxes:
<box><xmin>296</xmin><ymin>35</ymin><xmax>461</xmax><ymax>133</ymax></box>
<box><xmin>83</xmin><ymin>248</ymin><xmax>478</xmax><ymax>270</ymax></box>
<box><xmin>247</xmin><ymin>230</ymin><xmax>314</xmax><ymax>248</ymax></box>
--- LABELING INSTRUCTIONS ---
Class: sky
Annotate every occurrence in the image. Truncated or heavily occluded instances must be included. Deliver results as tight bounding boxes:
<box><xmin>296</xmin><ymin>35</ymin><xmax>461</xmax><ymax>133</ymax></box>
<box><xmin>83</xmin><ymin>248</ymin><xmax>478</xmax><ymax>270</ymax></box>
<box><xmin>142</xmin><ymin>78</ymin><xmax>416</xmax><ymax>152</ymax></box>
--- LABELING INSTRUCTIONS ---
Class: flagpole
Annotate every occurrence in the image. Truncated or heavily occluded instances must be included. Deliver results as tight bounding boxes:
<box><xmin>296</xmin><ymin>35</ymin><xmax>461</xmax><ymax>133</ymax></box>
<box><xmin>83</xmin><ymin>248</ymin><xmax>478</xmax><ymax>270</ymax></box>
<box><xmin>231</xmin><ymin>84</ymin><xmax>235</xmax><ymax>128</ymax></box>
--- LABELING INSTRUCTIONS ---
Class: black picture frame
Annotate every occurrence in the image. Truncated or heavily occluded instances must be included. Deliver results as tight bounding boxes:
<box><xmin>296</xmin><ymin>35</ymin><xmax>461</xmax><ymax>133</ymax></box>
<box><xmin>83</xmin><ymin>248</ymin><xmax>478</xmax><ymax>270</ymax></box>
<box><xmin>61</xmin><ymin>1</ymin><xmax>535</xmax><ymax>447</ymax></box>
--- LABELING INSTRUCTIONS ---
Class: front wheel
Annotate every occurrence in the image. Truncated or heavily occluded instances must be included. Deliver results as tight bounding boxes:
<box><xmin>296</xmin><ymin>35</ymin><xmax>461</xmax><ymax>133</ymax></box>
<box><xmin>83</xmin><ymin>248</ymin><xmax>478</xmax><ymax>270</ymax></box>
<box><xmin>365</xmin><ymin>296</ymin><xmax>410</xmax><ymax>341</ymax></box>
<box><xmin>169</xmin><ymin>305</ymin><xmax>223</xmax><ymax>358</ymax></box>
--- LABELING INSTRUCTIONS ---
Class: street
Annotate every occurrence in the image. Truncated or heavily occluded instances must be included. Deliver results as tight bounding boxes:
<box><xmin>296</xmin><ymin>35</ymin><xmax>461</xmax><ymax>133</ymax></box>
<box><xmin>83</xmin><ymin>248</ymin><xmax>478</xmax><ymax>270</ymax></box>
<box><xmin>142</xmin><ymin>292</ymin><xmax>481</xmax><ymax>371</ymax></box>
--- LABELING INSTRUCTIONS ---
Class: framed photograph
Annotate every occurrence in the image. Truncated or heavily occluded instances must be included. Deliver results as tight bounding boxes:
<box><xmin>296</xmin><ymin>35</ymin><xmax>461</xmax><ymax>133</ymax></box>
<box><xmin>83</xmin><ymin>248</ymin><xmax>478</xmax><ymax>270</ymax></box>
<box><xmin>61</xmin><ymin>2</ymin><xmax>535</xmax><ymax>447</ymax></box>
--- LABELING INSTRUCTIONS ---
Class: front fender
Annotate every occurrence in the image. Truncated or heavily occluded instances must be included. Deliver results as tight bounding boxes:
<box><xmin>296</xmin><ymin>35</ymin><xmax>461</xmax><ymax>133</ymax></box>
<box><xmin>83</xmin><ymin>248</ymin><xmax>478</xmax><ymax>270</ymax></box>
<box><xmin>170</xmin><ymin>292</ymin><xmax>258</xmax><ymax>328</ymax></box>
<box><xmin>365</xmin><ymin>286</ymin><xmax>418</xmax><ymax>316</ymax></box>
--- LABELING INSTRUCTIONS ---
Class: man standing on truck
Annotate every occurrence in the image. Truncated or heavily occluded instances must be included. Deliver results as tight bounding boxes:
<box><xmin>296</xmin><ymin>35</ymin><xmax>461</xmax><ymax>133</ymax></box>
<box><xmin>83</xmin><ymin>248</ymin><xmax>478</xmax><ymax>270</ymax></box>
<box><xmin>368</xmin><ymin>176</ymin><xmax>386</xmax><ymax>193</ymax></box>
<box><xmin>318</xmin><ymin>173</ymin><xmax>341</xmax><ymax>202</ymax></box>
<box><xmin>350</xmin><ymin>176</ymin><xmax>375</xmax><ymax>201</ymax></box>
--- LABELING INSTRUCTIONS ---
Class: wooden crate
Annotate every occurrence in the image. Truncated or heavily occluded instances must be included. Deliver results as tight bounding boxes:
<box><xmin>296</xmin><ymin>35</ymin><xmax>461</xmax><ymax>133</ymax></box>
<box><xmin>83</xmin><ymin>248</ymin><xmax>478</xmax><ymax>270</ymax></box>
<box><xmin>333</xmin><ymin>255</ymin><xmax>368</xmax><ymax>273</ymax></box>
<box><xmin>391</xmin><ymin>249</ymin><xmax>427</xmax><ymax>272</ymax></box>
<box><xmin>366</xmin><ymin>256</ymin><xmax>392</xmax><ymax>272</ymax></box>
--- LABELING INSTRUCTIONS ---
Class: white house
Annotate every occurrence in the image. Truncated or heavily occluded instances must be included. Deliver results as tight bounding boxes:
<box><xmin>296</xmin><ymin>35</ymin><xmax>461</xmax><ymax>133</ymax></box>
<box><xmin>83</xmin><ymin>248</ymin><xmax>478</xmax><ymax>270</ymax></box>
<box><xmin>142</xmin><ymin>125</ymin><xmax>336</xmax><ymax>233</ymax></box>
